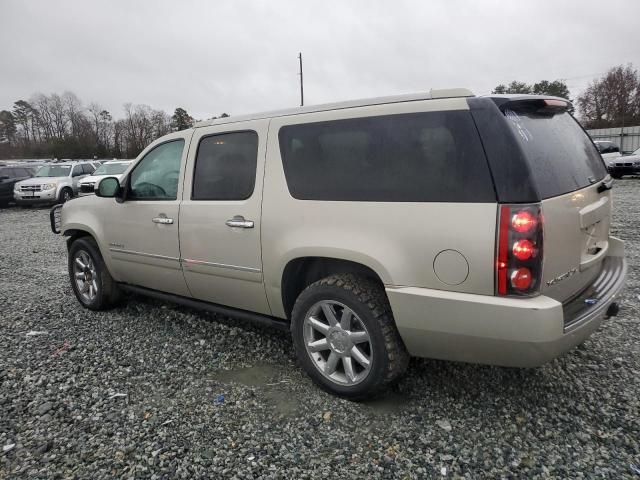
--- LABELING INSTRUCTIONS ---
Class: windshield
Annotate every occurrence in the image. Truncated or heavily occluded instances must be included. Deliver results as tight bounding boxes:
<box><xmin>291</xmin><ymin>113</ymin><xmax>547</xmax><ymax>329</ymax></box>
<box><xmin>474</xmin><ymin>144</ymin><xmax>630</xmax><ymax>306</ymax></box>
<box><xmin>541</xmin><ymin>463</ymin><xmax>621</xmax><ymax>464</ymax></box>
<box><xmin>35</xmin><ymin>165</ymin><xmax>71</xmax><ymax>177</ymax></box>
<box><xmin>633</xmin><ymin>147</ymin><xmax>640</xmax><ymax>155</ymax></box>
<box><xmin>504</xmin><ymin>110</ymin><xmax>607</xmax><ymax>199</ymax></box>
<box><xmin>94</xmin><ymin>163</ymin><xmax>130</xmax><ymax>176</ymax></box>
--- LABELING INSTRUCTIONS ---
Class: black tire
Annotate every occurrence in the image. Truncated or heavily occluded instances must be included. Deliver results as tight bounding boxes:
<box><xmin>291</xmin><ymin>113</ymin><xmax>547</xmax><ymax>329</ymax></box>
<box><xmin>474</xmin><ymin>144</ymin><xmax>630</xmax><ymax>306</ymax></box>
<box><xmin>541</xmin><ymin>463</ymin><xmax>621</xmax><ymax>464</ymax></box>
<box><xmin>290</xmin><ymin>273</ymin><xmax>409</xmax><ymax>400</ymax></box>
<box><xmin>611</xmin><ymin>174</ymin><xmax>622</xmax><ymax>179</ymax></box>
<box><xmin>58</xmin><ymin>187</ymin><xmax>73</xmax><ymax>203</ymax></box>
<box><xmin>68</xmin><ymin>237</ymin><xmax>122</xmax><ymax>310</ymax></box>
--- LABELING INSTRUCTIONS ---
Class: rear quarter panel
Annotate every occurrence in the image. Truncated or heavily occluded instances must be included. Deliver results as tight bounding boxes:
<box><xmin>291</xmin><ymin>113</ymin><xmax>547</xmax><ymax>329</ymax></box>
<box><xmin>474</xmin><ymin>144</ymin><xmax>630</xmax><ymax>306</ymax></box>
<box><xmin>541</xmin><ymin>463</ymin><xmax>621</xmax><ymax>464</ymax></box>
<box><xmin>261</xmin><ymin>99</ymin><xmax>497</xmax><ymax>318</ymax></box>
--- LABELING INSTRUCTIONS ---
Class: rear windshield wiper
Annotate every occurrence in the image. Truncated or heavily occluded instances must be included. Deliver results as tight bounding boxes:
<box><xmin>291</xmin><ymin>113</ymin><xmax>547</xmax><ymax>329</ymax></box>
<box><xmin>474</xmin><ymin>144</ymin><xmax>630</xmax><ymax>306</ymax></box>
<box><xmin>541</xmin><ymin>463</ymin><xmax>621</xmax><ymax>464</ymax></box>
<box><xmin>597</xmin><ymin>177</ymin><xmax>613</xmax><ymax>193</ymax></box>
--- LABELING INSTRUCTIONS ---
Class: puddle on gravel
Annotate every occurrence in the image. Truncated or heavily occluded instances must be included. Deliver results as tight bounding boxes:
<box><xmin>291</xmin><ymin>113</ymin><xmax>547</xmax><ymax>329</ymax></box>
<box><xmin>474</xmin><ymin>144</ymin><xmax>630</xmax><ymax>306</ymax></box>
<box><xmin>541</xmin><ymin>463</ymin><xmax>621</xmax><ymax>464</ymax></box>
<box><xmin>211</xmin><ymin>364</ymin><xmax>300</xmax><ymax>417</ymax></box>
<box><xmin>210</xmin><ymin>364</ymin><xmax>280</xmax><ymax>387</ymax></box>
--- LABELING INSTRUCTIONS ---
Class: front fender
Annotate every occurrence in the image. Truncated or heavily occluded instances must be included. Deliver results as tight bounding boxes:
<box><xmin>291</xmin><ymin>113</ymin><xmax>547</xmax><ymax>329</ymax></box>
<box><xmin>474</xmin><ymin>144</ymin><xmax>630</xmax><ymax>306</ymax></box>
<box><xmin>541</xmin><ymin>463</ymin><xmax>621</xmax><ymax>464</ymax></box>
<box><xmin>61</xmin><ymin>196</ymin><xmax>121</xmax><ymax>281</ymax></box>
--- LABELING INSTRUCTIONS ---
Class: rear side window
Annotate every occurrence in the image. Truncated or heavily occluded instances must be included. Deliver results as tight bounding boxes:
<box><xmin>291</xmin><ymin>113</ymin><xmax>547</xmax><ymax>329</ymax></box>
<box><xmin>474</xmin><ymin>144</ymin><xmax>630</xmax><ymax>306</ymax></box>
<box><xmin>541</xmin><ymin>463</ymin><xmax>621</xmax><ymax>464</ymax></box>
<box><xmin>81</xmin><ymin>163</ymin><xmax>95</xmax><ymax>174</ymax></box>
<box><xmin>192</xmin><ymin>131</ymin><xmax>258</xmax><ymax>201</ymax></box>
<box><xmin>278</xmin><ymin>111</ymin><xmax>495</xmax><ymax>202</ymax></box>
<box><xmin>503</xmin><ymin>110</ymin><xmax>607</xmax><ymax>199</ymax></box>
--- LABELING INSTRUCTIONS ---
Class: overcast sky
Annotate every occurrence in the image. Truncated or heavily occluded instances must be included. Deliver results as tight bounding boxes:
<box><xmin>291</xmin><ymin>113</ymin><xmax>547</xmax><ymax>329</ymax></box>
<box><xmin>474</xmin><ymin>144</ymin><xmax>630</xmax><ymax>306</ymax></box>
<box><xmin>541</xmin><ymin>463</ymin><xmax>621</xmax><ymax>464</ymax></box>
<box><xmin>1</xmin><ymin>0</ymin><xmax>638</xmax><ymax>120</ymax></box>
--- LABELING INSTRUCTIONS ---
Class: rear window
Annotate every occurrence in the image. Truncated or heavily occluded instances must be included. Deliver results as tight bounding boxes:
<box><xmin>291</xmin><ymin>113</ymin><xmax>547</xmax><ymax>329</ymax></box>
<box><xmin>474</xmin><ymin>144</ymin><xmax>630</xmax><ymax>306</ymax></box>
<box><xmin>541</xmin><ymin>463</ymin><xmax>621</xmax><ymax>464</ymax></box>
<box><xmin>503</xmin><ymin>110</ymin><xmax>607</xmax><ymax>199</ymax></box>
<box><xmin>278</xmin><ymin>111</ymin><xmax>495</xmax><ymax>202</ymax></box>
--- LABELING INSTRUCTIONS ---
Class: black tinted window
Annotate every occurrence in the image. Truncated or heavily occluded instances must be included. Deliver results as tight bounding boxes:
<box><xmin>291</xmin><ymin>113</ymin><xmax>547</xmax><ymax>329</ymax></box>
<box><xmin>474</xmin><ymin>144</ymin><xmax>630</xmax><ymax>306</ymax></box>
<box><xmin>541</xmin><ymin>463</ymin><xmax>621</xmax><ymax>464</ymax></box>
<box><xmin>82</xmin><ymin>163</ymin><xmax>95</xmax><ymax>174</ymax></box>
<box><xmin>504</xmin><ymin>110</ymin><xmax>607</xmax><ymax>199</ymax></box>
<box><xmin>278</xmin><ymin>111</ymin><xmax>495</xmax><ymax>202</ymax></box>
<box><xmin>192</xmin><ymin>131</ymin><xmax>258</xmax><ymax>201</ymax></box>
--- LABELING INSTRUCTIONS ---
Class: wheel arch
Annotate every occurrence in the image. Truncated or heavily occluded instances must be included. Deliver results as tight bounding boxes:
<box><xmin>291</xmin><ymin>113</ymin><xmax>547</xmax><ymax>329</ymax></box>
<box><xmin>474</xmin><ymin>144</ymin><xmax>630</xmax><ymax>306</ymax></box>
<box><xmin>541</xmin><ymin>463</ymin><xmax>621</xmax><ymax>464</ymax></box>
<box><xmin>280</xmin><ymin>256</ymin><xmax>387</xmax><ymax>320</ymax></box>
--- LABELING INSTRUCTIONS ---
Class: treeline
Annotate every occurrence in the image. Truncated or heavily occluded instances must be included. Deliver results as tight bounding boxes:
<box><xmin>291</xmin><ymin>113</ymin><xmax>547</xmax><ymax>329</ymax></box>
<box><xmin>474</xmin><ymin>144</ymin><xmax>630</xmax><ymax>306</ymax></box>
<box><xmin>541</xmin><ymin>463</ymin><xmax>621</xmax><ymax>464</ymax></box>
<box><xmin>492</xmin><ymin>64</ymin><xmax>640</xmax><ymax>129</ymax></box>
<box><xmin>0</xmin><ymin>93</ymin><xmax>226</xmax><ymax>160</ymax></box>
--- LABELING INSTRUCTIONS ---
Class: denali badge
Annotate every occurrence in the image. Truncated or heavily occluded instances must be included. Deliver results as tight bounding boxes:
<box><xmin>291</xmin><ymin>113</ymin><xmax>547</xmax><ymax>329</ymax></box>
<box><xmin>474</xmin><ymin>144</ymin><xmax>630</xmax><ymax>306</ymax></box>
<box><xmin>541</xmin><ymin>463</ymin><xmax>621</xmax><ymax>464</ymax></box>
<box><xmin>546</xmin><ymin>268</ymin><xmax>578</xmax><ymax>287</ymax></box>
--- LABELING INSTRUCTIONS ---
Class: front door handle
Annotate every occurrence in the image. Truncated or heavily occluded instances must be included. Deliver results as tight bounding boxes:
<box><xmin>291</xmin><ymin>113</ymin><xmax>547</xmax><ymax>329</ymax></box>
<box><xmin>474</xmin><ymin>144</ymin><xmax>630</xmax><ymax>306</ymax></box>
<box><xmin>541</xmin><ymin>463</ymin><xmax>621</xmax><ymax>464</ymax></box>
<box><xmin>152</xmin><ymin>216</ymin><xmax>174</xmax><ymax>225</ymax></box>
<box><xmin>226</xmin><ymin>215</ymin><xmax>254</xmax><ymax>228</ymax></box>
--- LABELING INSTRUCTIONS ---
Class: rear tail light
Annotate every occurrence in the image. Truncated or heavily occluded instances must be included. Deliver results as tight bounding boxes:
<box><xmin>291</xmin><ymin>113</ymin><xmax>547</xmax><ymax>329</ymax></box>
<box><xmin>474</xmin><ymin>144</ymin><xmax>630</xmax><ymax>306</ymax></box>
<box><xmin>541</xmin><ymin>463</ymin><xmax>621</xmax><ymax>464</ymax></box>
<box><xmin>496</xmin><ymin>204</ymin><xmax>543</xmax><ymax>296</ymax></box>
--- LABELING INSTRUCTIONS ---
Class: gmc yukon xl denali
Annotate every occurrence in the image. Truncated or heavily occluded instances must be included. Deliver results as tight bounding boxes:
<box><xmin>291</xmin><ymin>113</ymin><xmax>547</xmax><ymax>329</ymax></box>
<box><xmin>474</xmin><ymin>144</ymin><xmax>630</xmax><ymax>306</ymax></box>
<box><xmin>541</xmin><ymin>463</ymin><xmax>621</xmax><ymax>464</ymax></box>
<box><xmin>50</xmin><ymin>89</ymin><xmax>626</xmax><ymax>399</ymax></box>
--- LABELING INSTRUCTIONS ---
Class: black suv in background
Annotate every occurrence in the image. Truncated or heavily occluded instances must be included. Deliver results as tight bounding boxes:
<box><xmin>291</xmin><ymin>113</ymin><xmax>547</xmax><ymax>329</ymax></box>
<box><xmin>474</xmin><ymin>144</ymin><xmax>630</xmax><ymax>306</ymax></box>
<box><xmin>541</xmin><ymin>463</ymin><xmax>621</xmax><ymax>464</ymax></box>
<box><xmin>0</xmin><ymin>165</ymin><xmax>35</xmax><ymax>207</ymax></box>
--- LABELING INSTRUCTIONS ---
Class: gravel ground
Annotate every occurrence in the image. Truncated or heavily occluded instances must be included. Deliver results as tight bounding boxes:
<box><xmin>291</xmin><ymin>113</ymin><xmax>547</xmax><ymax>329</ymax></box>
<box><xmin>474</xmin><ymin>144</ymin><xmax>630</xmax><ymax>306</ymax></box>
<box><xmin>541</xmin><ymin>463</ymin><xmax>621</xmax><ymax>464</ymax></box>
<box><xmin>1</xmin><ymin>182</ymin><xmax>639</xmax><ymax>479</ymax></box>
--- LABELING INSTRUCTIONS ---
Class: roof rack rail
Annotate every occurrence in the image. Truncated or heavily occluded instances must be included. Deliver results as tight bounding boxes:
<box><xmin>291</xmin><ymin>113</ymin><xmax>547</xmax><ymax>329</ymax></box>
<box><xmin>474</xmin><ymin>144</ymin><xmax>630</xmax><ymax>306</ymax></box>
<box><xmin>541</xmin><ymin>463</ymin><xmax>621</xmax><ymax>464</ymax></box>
<box><xmin>195</xmin><ymin>88</ymin><xmax>475</xmax><ymax>128</ymax></box>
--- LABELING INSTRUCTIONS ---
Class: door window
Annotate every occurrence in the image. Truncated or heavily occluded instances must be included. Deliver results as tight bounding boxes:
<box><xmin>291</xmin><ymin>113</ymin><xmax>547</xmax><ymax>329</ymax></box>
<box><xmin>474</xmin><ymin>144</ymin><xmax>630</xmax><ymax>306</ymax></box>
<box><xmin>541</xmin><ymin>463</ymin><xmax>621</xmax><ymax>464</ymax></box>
<box><xmin>82</xmin><ymin>163</ymin><xmax>95</xmax><ymax>174</ymax></box>
<box><xmin>71</xmin><ymin>165</ymin><xmax>84</xmax><ymax>177</ymax></box>
<box><xmin>192</xmin><ymin>131</ymin><xmax>258</xmax><ymax>200</ymax></box>
<box><xmin>129</xmin><ymin>140</ymin><xmax>185</xmax><ymax>200</ymax></box>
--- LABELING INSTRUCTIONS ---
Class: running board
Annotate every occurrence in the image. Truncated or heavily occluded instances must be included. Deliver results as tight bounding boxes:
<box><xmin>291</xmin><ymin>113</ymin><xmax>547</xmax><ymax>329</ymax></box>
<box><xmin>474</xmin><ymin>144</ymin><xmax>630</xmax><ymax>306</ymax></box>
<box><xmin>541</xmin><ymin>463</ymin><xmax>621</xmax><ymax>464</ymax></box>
<box><xmin>118</xmin><ymin>284</ymin><xmax>290</xmax><ymax>332</ymax></box>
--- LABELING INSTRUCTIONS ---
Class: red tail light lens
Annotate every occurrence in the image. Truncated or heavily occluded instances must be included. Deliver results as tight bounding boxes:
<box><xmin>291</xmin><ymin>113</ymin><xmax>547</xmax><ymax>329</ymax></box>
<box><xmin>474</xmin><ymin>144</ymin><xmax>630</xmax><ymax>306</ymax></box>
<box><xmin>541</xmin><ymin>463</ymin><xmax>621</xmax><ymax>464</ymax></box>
<box><xmin>511</xmin><ymin>210</ymin><xmax>537</xmax><ymax>233</ymax></box>
<box><xmin>496</xmin><ymin>204</ymin><xmax>543</xmax><ymax>296</ymax></box>
<box><xmin>512</xmin><ymin>239</ymin><xmax>536</xmax><ymax>261</ymax></box>
<box><xmin>511</xmin><ymin>267</ymin><xmax>532</xmax><ymax>290</ymax></box>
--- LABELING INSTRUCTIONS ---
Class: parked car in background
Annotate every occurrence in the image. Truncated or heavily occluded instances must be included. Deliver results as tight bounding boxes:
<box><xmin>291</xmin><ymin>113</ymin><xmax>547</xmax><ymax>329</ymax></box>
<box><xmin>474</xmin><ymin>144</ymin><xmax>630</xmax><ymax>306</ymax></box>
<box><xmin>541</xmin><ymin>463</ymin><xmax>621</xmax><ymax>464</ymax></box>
<box><xmin>79</xmin><ymin>160</ymin><xmax>133</xmax><ymax>193</ymax></box>
<box><xmin>52</xmin><ymin>91</ymin><xmax>626</xmax><ymax>399</ymax></box>
<box><xmin>607</xmin><ymin>146</ymin><xmax>640</xmax><ymax>178</ymax></box>
<box><xmin>0</xmin><ymin>165</ymin><xmax>35</xmax><ymax>207</ymax></box>
<box><xmin>14</xmin><ymin>161</ymin><xmax>95</xmax><ymax>206</ymax></box>
<box><xmin>594</xmin><ymin>141</ymin><xmax>621</xmax><ymax>165</ymax></box>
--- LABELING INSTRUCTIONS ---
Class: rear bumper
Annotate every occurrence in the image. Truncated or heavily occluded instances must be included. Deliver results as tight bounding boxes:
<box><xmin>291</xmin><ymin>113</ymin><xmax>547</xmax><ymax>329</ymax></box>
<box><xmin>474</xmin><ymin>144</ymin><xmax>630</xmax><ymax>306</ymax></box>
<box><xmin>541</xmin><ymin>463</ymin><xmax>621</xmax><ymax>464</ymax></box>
<box><xmin>387</xmin><ymin>237</ymin><xmax>626</xmax><ymax>367</ymax></box>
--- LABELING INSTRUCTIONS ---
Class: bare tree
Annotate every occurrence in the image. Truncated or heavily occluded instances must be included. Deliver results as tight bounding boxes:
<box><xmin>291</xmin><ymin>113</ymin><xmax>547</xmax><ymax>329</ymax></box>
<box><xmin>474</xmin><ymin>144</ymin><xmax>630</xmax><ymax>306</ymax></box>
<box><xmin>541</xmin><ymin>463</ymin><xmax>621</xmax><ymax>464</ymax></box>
<box><xmin>577</xmin><ymin>64</ymin><xmax>640</xmax><ymax>128</ymax></box>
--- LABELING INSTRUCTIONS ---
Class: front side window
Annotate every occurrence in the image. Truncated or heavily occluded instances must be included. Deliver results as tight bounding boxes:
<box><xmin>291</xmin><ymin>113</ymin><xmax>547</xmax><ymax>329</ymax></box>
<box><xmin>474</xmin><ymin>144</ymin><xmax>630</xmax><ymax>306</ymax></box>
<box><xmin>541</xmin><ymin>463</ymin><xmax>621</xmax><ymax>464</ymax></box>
<box><xmin>129</xmin><ymin>140</ymin><xmax>184</xmax><ymax>200</ymax></box>
<box><xmin>192</xmin><ymin>131</ymin><xmax>258</xmax><ymax>200</ymax></box>
<box><xmin>278</xmin><ymin>111</ymin><xmax>495</xmax><ymax>202</ymax></box>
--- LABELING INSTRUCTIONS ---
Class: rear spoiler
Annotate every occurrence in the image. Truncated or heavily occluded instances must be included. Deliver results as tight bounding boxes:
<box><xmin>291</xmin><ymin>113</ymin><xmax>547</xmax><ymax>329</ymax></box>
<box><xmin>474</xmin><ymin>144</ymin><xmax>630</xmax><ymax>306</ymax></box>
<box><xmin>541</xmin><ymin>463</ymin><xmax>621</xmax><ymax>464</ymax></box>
<box><xmin>487</xmin><ymin>95</ymin><xmax>572</xmax><ymax>115</ymax></box>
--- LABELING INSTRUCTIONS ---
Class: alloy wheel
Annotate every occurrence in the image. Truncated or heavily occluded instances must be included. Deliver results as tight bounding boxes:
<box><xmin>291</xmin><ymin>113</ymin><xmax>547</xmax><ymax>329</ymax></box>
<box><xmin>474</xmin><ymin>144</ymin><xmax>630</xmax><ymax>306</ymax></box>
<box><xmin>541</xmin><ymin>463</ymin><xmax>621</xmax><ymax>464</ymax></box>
<box><xmin>72</xmin><ymin>250</ymin><xmax>98</xmax><ymax>303</ymax></box>
<box><xmin>303</xmin><ymin>300</ymin><xmax>373</xmax><ymax>386</ymax></box>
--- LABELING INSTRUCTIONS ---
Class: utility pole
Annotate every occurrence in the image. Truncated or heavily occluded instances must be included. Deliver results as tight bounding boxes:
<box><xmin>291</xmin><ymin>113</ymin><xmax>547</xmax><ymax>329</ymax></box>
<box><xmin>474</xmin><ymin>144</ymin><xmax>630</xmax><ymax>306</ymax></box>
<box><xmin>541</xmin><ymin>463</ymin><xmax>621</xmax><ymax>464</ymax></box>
<box><xmin>298</xmin><ymin>52</ymin><xmax>304</xmax><ymax>107</ymax></box>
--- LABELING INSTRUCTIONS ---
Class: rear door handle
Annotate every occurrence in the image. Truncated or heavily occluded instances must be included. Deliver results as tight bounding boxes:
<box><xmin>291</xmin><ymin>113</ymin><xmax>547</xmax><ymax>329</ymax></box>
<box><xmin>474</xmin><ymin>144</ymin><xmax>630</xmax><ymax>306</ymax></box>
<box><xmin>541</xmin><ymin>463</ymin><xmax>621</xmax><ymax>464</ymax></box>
<box><xmin>152</xmin><ymin>216</ymin><xmax>174</xmax><ymax>225</ymax></box>
<box><xmin>226</xmin><ymin>215</ymin><xmax>254</xmax><ymax>228</ymax></box>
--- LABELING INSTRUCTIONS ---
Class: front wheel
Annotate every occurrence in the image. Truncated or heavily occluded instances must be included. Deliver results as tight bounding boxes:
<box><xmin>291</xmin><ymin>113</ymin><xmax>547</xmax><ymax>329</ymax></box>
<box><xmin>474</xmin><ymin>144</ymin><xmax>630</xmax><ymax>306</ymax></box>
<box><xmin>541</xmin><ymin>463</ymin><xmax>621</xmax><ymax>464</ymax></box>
<box><xmin>58</xmin><ymin>187</ymin><xmax>73</xmax><ymax>203</ymax></box>
<box><xmin>68</xmin><ymin>237</ymin><xmax>122</xmax><ymax>310</ymax></box>
<box><xmin>291</xmin><ymin>273</ymin><xmax>409</xmax><ymax>400</ymax></box>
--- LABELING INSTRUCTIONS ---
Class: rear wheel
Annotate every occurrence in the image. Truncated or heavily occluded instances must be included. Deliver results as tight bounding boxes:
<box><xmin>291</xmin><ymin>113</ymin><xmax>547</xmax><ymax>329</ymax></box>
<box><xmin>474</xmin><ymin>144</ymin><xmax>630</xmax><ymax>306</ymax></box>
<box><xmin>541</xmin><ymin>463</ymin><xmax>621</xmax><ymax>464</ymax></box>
<box><xmin>68</xmin><ymin>237</ymin><xmax>122</xmax><ymax>310</ymax></box>
<box><xmin>291</xmin><ymin>273</ymin><xmax>409</xmax><ymax>399</ymax></box>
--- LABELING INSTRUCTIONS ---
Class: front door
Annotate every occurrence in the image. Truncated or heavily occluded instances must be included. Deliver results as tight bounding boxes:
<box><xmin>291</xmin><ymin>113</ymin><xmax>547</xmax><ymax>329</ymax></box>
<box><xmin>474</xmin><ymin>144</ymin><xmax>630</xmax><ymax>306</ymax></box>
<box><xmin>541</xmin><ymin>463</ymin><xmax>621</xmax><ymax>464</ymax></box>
<box><xmin>179</xmin><ymin>120</ymin><xmax>270</xmax><ymax>314</ymax></box>
<box><xmin>104</xmin><ymin>133</ymin><xmax>192</xmax><ymax>297</ymax></box>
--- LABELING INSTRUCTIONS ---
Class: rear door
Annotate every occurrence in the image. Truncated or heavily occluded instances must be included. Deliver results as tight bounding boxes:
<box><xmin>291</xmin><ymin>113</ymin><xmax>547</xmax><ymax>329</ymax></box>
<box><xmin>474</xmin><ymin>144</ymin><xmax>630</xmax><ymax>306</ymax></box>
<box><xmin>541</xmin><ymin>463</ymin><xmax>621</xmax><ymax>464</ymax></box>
<box><xmin>500</xmin><ymin>102</ymin><xmax>610</xmax><ymax>302</ymax></box>
<box><xmin>178</xmin><ymin>120</ymin><xmax>270</xmax><ymax>315</ymax></box>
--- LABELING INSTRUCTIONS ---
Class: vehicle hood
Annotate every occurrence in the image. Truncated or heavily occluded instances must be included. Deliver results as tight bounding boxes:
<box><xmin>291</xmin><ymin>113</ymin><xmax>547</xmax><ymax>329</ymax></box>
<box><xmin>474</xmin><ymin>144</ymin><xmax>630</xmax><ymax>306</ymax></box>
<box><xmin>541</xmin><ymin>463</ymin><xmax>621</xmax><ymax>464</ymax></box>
<box><xmin>80</xmin><ymin>173</ymin><xmax>125</xmax><ymax>184</ymax></box>
<box><xmin>16</xmin><ymin>176</ymin><xmax>67</xmax><ymax>186</ymax></box>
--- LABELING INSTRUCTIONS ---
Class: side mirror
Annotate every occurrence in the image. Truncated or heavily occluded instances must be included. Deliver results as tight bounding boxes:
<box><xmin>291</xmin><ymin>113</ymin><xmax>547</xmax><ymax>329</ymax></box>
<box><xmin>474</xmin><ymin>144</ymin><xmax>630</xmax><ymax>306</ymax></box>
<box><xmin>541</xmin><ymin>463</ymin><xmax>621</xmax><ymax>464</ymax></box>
<box><xmin>96</xmin><ymin>177</ymin><xmax>121</xmax><ymax>198</ymax></box>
